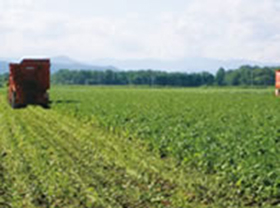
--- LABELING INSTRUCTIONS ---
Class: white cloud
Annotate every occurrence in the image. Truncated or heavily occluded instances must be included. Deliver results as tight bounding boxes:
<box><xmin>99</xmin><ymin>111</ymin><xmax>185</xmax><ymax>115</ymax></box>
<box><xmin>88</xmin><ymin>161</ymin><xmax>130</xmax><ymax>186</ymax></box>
<box><xmin>0</xmin><ymin>0</ymin><xmax>279</xmax><ymax>63</ymax></box>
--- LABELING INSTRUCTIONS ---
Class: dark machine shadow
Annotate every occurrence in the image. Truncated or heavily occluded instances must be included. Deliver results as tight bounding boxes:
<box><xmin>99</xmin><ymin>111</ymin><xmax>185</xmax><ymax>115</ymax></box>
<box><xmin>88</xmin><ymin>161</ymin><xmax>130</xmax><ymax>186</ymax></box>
<box><xmin>50</xmin><ymin>100</ymin><xmax>80</xmax><ymax>104</ymax></box>
<box><xmin>9</xmin><ymin>100</ymin><xmax>80</xmax><ymax>110</ymax></box>
<box><xmin>46</xmin><ymin>100</ymin><xmax>80</xmax><ymax>110</ymax></box>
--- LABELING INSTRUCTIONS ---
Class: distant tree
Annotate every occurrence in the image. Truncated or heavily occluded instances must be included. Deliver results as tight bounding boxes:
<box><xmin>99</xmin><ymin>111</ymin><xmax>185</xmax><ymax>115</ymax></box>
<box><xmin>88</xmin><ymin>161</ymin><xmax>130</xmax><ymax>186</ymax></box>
<box><xmin>225</xmin><ymin>70</ymin><xmax>240</xmax><ymax>86</ymax></box>
<box><xmin>0</xmin><ymin>73</ymin><xmax>9</xmax><ymax>87</ymax></box>
<box><xmin>51</xmin><ymin>66</ymin><xmax>279</xmax><ymax>87</ymax></box>
<box><xmin>215</xmin><ymin>67</ymin><xmax>226</xmax><ymax>86</ymax></box>
<box><xmin>201</xmin><ymin>72</ymin><xmax>215</xmax><ymax>86</ymax></box>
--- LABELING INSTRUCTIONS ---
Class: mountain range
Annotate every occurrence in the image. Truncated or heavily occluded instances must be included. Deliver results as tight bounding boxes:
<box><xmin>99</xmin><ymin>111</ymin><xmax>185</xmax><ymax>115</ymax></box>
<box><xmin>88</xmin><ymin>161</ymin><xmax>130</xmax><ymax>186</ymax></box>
<box><xmin>0</xmin><ymin>56</ymin><xmax>118</xmax><ymax>74</ymax></box>
<box><xmin>0</xmin><ymin>56</ymin><xmax>279</xmax><ymax>74</ymax></box>
<box><xmin>93</xmin><ymin>57</ymin><xmax>280</xmax><ymax>73</ymax></box>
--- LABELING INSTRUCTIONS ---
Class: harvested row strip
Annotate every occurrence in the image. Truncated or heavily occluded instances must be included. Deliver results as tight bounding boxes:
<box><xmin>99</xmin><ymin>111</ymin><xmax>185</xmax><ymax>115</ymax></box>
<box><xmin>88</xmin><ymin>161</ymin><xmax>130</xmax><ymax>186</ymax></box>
<box><xmin>0</xmin><ymin>96</ymin><xmax>200</xmax><ymax>208</ymax></box>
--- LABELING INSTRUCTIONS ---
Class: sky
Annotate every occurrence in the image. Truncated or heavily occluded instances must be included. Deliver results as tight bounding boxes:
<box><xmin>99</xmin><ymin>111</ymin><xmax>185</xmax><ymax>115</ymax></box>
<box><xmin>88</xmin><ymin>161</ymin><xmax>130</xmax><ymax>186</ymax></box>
<box><xmin>0</xmin><ymin>0</ymin><xmax>280</xmax><ymax>63</ymax></box>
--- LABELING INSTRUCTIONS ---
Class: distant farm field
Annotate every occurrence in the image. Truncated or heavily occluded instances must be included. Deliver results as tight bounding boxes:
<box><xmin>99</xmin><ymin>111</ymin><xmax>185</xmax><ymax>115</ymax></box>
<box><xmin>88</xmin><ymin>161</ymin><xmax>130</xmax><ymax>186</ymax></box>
<box><xmin>0</xmin><ymin>86</ymin><xmax>279</xmax><ymax>208</ymax></box>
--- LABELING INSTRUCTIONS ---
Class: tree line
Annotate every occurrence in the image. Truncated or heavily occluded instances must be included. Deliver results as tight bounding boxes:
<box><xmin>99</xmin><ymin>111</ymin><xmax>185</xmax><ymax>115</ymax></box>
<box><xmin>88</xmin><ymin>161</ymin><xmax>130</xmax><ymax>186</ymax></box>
<box><xmin>52</xmin><ymin>65</ymin><xmax>278</xmax><ymax>87</ymax></box>
<box><xmin>0</xmin><ymin>65</ymin><xmax>278</xmax><ymax>87</ymax></box>
<box><xmin>0</xmin><ymin>73</ymin><xmax>8</xmax><ymax>87</ymax></box>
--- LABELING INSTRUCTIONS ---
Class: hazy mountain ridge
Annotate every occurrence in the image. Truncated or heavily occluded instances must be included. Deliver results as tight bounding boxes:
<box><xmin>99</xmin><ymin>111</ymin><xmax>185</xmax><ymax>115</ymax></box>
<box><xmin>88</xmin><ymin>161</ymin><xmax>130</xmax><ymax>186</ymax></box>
<box><xmin>93</xmin><ymin>57</ymin><xmax>280</xmax><ymax>73</ymax></box>
<box><xmin>51</xmin><ymin>56</ymin><xmax>119</xmax><ymax>73</ymax></box>
<box><xmin>0</xmin><ymin>56</ymin><xmax>119</xmax><ymax>74</ymax></box>
<box><xmin>0</xmin><ymin>56</ymin><xmax>279</xmax><ymax>74</ymax></box>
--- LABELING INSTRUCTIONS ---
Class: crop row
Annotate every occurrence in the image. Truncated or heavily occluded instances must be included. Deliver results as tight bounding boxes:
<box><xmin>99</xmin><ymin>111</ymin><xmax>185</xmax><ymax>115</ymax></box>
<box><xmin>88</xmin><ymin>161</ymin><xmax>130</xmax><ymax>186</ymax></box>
<box><xmin>0</xmin><ymin>91</ymin><xmax>187</xmax><ymax>208</ymax></box>
<box><xmin>51</xmin><ymin>86</ymin><xmax>280</xmax><ymax>206</ymax></box>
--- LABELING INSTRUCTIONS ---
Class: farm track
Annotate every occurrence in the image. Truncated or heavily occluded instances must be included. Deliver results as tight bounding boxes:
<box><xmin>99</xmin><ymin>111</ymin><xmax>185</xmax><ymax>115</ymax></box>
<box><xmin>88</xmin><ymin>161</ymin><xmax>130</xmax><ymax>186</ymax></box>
<box><xmin>0</xmin><ymin>97</ymin><xmax>192</xmax><ymax>208</ymax></box>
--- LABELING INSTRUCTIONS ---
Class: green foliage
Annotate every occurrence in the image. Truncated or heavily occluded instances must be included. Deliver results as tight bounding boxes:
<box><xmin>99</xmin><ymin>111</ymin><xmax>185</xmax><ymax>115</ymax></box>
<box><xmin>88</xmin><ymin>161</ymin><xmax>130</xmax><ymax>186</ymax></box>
<box><xmin>52</xmin><ymin>69</ymin><xmax>215</xmax><ymax>87</ymax></box>
<box><xmin>0</xmin><ymin>73</ymin><xmax>8</xmax><ymax>87</ymax></box>
<box><xmin>224</xmin><ymin>66</ymin><xmax>276</xmax><ymax>87</ymax></box>
<box><xmin>0</xmin><ymin>88</ymin><xmax>193</xmax><ymax>208</ymax></box>
<box><xmin>1</xmin><ymin>86</ymin><xmax>280</xmax><ymax>207</ymax></box>
<box><xmin>215</xmin><ymin>67</ymin><xmax>226</xmax><ymax>85</ymax></box>
<box><xmin>51</xmin><ymin>65</ymin><xmax>279</xmax><ymax>87</ymax></box>
<box><xmin>52</xmin><ymin>86</ymin><xmax>280</xmax><ymax>206</ymax></box>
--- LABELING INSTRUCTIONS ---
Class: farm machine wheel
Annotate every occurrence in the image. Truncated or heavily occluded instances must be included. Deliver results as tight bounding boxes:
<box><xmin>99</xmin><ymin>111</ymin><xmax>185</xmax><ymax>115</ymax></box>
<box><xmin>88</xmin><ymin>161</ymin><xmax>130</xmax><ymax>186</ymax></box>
<box><xmin>11</xmin><ymin>91</ymin><xmax>19</xmax><ymax>109</ymax></box>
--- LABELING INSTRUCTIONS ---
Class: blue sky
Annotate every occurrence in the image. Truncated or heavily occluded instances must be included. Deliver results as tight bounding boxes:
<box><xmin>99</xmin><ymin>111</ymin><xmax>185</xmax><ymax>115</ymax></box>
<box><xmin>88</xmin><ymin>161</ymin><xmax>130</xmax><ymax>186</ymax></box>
<box><xmin>0</xmin><ymin>0</ymin><xmax>280</xmax><ymax>63</ymax></box>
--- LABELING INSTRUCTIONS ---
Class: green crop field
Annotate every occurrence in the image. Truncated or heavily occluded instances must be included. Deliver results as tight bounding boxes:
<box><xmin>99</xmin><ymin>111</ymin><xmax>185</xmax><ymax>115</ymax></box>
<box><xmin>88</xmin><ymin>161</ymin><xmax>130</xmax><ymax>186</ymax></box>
<box><xmin>0</xmin><ymin>86</ymin><xmax>279</xmax><ymax>208</ymax></box>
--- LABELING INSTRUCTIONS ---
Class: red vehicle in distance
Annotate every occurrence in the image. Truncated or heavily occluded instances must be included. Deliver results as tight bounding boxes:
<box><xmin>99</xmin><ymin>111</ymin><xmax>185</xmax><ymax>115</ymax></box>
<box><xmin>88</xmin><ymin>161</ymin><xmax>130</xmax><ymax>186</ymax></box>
<box><xmin>8</xmin><ymin>59</ymin><xmax>50</xmax><ymax>108</ymax></box>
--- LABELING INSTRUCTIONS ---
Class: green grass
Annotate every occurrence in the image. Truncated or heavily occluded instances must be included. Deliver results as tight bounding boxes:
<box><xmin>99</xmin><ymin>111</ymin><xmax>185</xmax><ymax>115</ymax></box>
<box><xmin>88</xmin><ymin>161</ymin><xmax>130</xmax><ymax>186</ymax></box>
<box><xmin>0</xmin><ymin>86</ymin><xmax>279</xmax><ymax>207</ymax></box>
<box><xmin>0</xmin><ymin>88</ymin><xmax>195</xmax><ymax>208</ymax></box>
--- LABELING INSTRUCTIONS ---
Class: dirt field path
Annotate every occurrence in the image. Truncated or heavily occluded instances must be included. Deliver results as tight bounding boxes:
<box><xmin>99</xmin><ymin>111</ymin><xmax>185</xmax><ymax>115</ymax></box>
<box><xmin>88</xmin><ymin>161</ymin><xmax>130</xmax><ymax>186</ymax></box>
<box><xmin>0</xmin><ymin>97</ymin><xmax>194</xmax><ymax>208</ymax></box>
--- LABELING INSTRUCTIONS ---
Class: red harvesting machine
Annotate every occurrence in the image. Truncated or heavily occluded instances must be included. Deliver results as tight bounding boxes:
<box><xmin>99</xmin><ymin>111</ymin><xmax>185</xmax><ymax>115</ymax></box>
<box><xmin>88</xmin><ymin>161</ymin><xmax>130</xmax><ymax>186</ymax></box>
<box><xmin>8</xmin><ymin>59</ymin><xmax>51</xmax><ymax>108</ymax></box>
<box><xmin>276</xmin><ymin>70</ymin><xmax>280</xmax><ymax>96</ymax></box>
